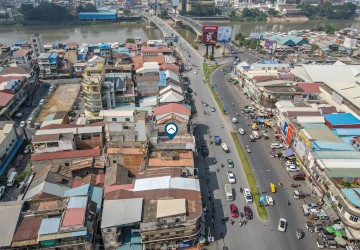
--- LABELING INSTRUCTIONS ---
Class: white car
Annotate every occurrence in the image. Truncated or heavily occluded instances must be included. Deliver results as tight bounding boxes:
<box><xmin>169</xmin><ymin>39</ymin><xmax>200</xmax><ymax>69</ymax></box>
<box><xmin>0</xmin><ymin>186</ymin><xmax>5</xmax><ymax>199</ymax></box>
<box><xmin>227</xmin><ymin>171</ymin><xmax>236</xmax><ymax>184</ymax></box>
<box><xmin>271</xmin><ymin>143</ymin><xmax>283</xmax><ymax>149</ymax></box>
<box><xmin>210</xmin><ymin>107</ymin><xmax>216</xmax><ymax>112</ymax></box>
<box><xmin>286</xmin><ymin>165</ymin><xmax>300</xmax><ymax>172</ymax></box>
<box><xmin>278</xmin><ymin>218</ymin><xmax>287</xmax><ymax>232</ymax></box>
<box><xmin>266</xmin><ymin>196</ymin><xmax>274</xmax><ymax>205</ymax></box>
<box><xmin>239</xmin><ymin>128</ymin><xmax>245</xmax><ymax>135</ymax></box>
<box><xmin>26</xmin><ymin>117</ymin><xmax>33</xmax><ymax>125</ymax></box>
<box><xmin>194</xmin><ymin>70</ymin><xmax>197</xmax><ymax>74</ymax></box>
<box><xmin>232</xmin><ymin>117</ymin><xmax>238</xmax><ymax>123</ymax></box>
<box><xmin>285</xmin><ymin>160</ymin><xmax>294</xmax><ymax>166</ymax></box>
<box><xmin>243</xmin><ymin>188</ymin><xmax>253</xmax><ymax>203</ymax></box>
<box><xmin>20</xmin><ymin>121</ymin><xmax>26</xmax><ymax>128</ymax></box>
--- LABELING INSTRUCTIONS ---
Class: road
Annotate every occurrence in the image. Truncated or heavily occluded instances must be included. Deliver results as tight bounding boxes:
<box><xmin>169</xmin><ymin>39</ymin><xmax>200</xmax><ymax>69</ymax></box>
<box><xmin>147</xmin><ymin>13</ymin><xmax>320</xmax><ymax>250</ymax></box>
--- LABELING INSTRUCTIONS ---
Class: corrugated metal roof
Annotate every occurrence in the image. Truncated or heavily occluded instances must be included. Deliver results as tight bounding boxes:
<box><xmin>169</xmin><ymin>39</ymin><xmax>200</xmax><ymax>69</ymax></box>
<box><xmin>64</xmin><ymin>184</ymin><xmax>90</xmax><ymax>196</ymax></box>
<box><xmin>11</xmin><ymin>216</ymin><xmax>42</xmax><ymax>244</ymax></box>
<box><xmin>312</xmin><ymin>150</ymin><xmax>360</xmax><ymax>159</ymax></box>
<box><xmin>0</xmin><ymin>201</ymin><xmax>23</xmax><ymax>247</ymax></box>
<box><xmin>24</xmin><ymin>182</ymin><xmax>70</xmax><ymax>200</ymax></box>
<box><xmin>61</xmin><ymin>208</ymin><xmax>86</xmax><ymax>227</ymax></box>
<box><xmin>170</xmin><ymin>177</ymin><xmax>200</xmax><ymax>191</ymax></box>
<box><xmin>312</xmin><ymin>141</ymin><xmax>356</xmax><ymax>151</ymax></box>
<box><xmin>71</xmin><ymin>230</ymin><xmax>88</xmax><ymax>237</ymax></box>
<box><xmin>324</xmin><ymin>113</ymin><xmax>360</xmax><ymax>126</ymax></box>
<box><xmin>91</xmin><ymin>187</ymin><xmax>104</xmax><ymax>212</ymax></box>
<box><xmin>342</xmin><ymin>188</ymin><xmax>360</xmax><ymax>207</ymax></box>
<box><xmin>38</xmin><ymin>217</ymin><xmax>61</xmax><ymax>235</ymax></box>
<box><xmin>101</xmin><ymin>198</ymin><xmax>143</xmax><ymax>229</ymax></box>
<box><xmin>156</xmin><ymin>199</ymin><xmax>186</xmax><ymax>219</ymax></box>
<box><xmin>133</xmin><ymin>176</ymin><xmax>200</xmax><ymax>192</ymax></box>
<box><xmin>332</xmin><ymin>128</ymin><xmax>360</xmax><ymax>136</ymax></box>
<box><xmin>318</xmin><ymin>159</ymin><xmax>360</xmax><ymax>171</ymax></box>
<box><xmin>67</xmin><ymin>196</ymin><xmax>88</xmax><ymax>208</ymax></box>
<box><xmin>296</xmin><ymin>116</ymin><xmax>325</xmax><ymax>124</ymax></box>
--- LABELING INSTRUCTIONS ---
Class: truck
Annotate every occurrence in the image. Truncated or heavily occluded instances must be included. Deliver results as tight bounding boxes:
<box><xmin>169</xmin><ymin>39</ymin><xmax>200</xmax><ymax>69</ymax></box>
<box><xmin>7</xmin><ymin>168</ymin><xmax>18</xmax><ymax>187</ymax></box>
<box><xmin>214</xmin><ymin>136</ymin><xmax>222</xmax><ymax>145</ymax></box>
<box><xmin>221</xmin><ymin>142</ymin><xmax>229</xmax><ymax>153</ymax></box>
<box><xmin>225</xmin><ymin>184</ymin><xmax>233</xmax><ymax>201</ymax></box>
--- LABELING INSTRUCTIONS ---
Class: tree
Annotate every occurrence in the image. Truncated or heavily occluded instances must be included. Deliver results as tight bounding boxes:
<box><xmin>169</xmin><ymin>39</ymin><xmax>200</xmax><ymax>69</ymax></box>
<box><xmin>311</xmin><ymin>43</ymin><xmax>320</xmax><ymax>52</ymax></box>
<box><xmin>19</xmin><ymin>2</ymin><xmax>74</xmax><ymax>23</ymax></box>
<box><xmin>123</xmin><ymin>8</ymin><xmax>131</xmax><ymax>16</ymax></box>
<box><xmin>84</xmin><ymin>3</ymin><xmax>97</xmax><ymax>12</ymax></box>
<box><xmin>159</xmin><ymin>8</ymin><xmax>168</xmax><ymax>18</ymax></box>
<box><xmin>324</xmin><ymin>24</ymin><xmax>335</xmax><ymax>35</ymax></box>
<box><xmin>229</xmin><ymin>9</ymin><xmax>236</xmax><ymax>17</ymax></box>
<box><xmin>235</xmin><ymin>32</ymin><xmax>245</xmax><ymax>41</ymax></box>
<box><xmin>267</xmin><ymin>8</ymin><xmax>279</xmax><ymax>17</ymax></box>
<box><xmin>125</xmin><ymin>38</ymin><xmax>135</xmax><ymax>43</ymax></box>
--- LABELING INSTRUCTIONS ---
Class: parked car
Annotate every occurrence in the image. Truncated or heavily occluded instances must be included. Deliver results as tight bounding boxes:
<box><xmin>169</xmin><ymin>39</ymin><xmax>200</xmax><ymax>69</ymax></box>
<box><xmin>15</xmin><ymin>112</ymin><xmax>23</xmax><ymax>118</ymax></box>
<box><xmin>26</xmin><ymin>117</ymin><xmax>33</xmax><ymax>125</ymax></box>
<box><xmin>286</xmin><ymin>165</ymin><xmax>300</xmax><ymax>172</ymax></box>
<box><xmin>227</xmin><ymin>171</ymin><xmax>236</xmax><ymax>184</ymax></box>
<box><xmin>278</xmin><ymin>218</ymin><xmax>287</xmax><ymax>232</ymax></box>
<box><xmin>210</xmin><ymin>107</ymin><xmax>216</xmax><ymax>112</ymax></box>
<box><xmin>285</xmin><ymin>160</ymin><xmax>294</xmax><ymax>166</ymax></box>
<box><xmin>243</xmin><ymin>188</ymin><xmax>253</xmax><ymax>203</ymax></box>
<box><xmin>293</xmin><ymin>174</ymin><xmax>305</xmax><ymax>180</ymax></box>
<box><xmin>230</xmin><ymin>204</ymin><xmax>239</xmax><ymax>218</ymax></box>
<box><xmin>306</xmin><ymin>203</ymin><xmax>320</xmax><ymax>210</ymax></box>
<box><xmin>227</xmin><ymin>159</ymin><xmax>234</xmax><ymax>168</ymax></box>
<box><xmin>244</xmin><ymin>206</ymin><xmax>253</xmax><ymax>219</ymax></box>
<box><xmin>271</xmin><ymin>143</ymin><xmax>283</xmax><ymax>149</ymax></box>
<box><xmin>306</xmin><ymin>221</ymin><xmax>315</xmax><ymax>232</ymax></box>
<box><xmin>239</xmin><ymin>128</ymin><xmax>245</xmax><ymax>135</ymax></box>
<box><xmin>20</xmin><ymin>121</ymin><xmax>26</xmax><ymax>128</ymax></box>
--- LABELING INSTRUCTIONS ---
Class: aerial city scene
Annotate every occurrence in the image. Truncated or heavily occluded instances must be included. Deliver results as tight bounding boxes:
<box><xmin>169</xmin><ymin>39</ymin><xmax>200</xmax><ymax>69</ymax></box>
<box><xmin>1</xmin><ymin>0</ymin><xmax>360</xmax><ymax>249</ymax></box>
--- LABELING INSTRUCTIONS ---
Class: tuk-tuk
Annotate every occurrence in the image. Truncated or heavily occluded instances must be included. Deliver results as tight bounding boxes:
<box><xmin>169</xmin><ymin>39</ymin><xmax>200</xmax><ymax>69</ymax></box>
<box><xmin>293</xmin><ymin>190</ymin><xmax>305</xmax><ymax>199</ymax></box>
<box><xmin>263</xmin><ymin>133</ymin><xmax>269</xmax><ymax>140</ymax></box>
<box><xmin>270</xmin><ymin>183</ymin><xmax>276</xmax><ymax>193</ymax></box>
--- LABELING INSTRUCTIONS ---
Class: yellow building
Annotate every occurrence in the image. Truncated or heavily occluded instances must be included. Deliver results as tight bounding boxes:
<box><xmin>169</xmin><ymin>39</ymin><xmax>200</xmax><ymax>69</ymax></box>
<box><xmin>82</xmin><ymin>61</ymin><xmax>105</xmax><ymax>118</ymax></box>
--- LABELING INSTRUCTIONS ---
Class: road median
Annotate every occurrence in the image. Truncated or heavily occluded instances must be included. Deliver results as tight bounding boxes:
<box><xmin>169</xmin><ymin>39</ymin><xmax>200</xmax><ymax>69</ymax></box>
<box><xmin>231</xmin><ymin>132</ymin><xmax>268</xmax><ymax>220</ymax></box>
<box><xmin>202</xmin><ymin>63</ymin><xmax>226</xmax><ymax>115</ymax></box>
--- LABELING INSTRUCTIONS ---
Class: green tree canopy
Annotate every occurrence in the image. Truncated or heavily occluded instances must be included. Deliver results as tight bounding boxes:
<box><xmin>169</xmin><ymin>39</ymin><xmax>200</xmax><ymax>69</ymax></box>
<box><xmin>20</xmin><ymin>2</ymin><xmax>74</xmax><ymax>23</ymax></box>
<box><xmin>126</xmin><ymin>38</ymin><xmax>135</xmax><ymax>43</ymax></box>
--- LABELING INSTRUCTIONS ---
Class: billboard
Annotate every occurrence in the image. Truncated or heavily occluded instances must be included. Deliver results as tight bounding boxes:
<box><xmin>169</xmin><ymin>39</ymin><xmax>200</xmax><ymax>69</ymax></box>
<box><xmin>202</xmin><ymin>26</ymin><xmax>218</xmax><ymax>45</ymax></box>
<box><xmin>217</xmin><ymin>26</ymin><xmax>232</xmax><ymax>43</ymax></box>
<box><xmin>343</xmin><ymin>37</ymin><xmax>357</xmax><ymax>49</ymax></box>
<box><xmin>249</xmin><ymin>32</ymin><xmax>264</xmax><ymax>40</ymax></box>
<box><xmin>265</xmin><ymin>40</ymin><xmax>277</xmax><ymax>51</ymax></box>
<box><xmin>165</xmin><ymin>36</ymin><xmax>179</xmax><ymax>43</ymax></box>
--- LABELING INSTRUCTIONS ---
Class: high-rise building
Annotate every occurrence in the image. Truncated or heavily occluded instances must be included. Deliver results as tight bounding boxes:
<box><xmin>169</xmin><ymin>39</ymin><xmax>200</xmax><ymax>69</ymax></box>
<box><xmin>178</xmin><ymin>0</ymin><xmax>215</xmax><ymax>12</ymax></box>
<box><xmin>29</xmin><ymin>33</ymin><xmax>44</xmax><ymax>58</ymax></box>
<box><xmin>82</xmin><ymin>61</ymin><xmax>105</xmax><ymax>118</ymax></box>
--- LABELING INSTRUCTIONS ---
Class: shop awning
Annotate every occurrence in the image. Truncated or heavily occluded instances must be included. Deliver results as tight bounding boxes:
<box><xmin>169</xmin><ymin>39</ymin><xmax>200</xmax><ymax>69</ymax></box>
<box><xmin>284</xmin><ymin>148</ymin><xmax>295</xmax><ymax>157</ymax></box>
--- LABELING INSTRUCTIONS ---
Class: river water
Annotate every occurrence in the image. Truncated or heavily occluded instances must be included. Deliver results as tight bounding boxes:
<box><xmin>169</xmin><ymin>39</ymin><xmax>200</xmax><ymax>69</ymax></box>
<box><xmin>1</xmin><ymin>19</ymin><xmax>360</xmax><ymax>45</ymax></box>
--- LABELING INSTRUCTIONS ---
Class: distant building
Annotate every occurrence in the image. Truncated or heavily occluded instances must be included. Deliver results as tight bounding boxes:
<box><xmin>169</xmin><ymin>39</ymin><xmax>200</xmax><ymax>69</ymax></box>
<box><xmin>13</xmin><ymin>49</ymin><xmax>32</xmax><ymax>67</ymax></box>
<box><xmin>178</xmin><ymin>0</ymin><xmax>215</xmax><ymax>12</ymax></box>
<box><xmin>30</xmin><ymin>33</ymin><xmax>45</xmax><ymax>58</ymax></box>
<box><xmin>38</xmin><ymin>52</ymin><xmax>59</xmax><ymax>77</ymax></box>
<box><xmin>0</xmin><ymin>122</ymin><xmax>22</xmax><ymax>175</ymax></box>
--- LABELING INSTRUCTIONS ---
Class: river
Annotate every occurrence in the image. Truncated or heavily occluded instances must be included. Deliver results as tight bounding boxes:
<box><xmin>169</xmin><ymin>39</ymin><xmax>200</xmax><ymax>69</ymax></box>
<box><xmin>1</xmin><ymin>19</ymin><xmax>360</xmax><ymax>45</ymax></box>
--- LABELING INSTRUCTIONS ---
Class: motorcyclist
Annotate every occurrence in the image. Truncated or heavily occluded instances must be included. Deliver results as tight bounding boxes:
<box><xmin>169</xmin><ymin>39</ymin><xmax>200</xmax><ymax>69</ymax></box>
<box><xmin>220</xmin><ymin>232</ymin><xmax>224</xmax><ymax>238</ymax></box>
<box><xmin>232</xmin><ymin>103</ymin><xmax>234</xmax><ymax>106</ymax></box>
<box><xmin>287</xmin><ymin>200</ymin><xmax>290</xmax><ymax>206</ymax></box>
<box><xmin>221</xmin><ymin>163</ymin><xmax>224</xmax><ymax>168</ymax></box>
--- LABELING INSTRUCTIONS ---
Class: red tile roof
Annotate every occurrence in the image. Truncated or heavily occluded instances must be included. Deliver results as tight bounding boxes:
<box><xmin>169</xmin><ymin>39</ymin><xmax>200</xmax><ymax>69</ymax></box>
<box><xmin>13</xmin><ymin>49</ymin><xmax>30</xmax><ymax>57</ymax></box>
<box><xmin>31</xmin><ymin>148</ymin><xmax>101</xmax><ymax>161</ymax></box>
<box><xmin>0</xmin><ymin>76</ymin><xmax>25</xmax><ymax>83</ymax></box>
<box><xmin>353</xmin><ymin>136</ymin><xmax>360</xmax><ymax>144</ymax></box>
<box><xmin>297</xmin><ymin>83</ymin><xmax>320</xmax><ymax>93</ymax></box>
<box><xmin>141</xmin><ymin>46</ymin><xmax>172</xmax><ymax>54</ymax></box>
<box><xmin>153</xmin><ymin>103</ymin><xmax>191</xmax><ymax>116</ymax></box>
<box><xmin>160</xmin><ymin>64</ymin><xmax>180</xmax><ymax>74</ymax></box>
<box><xmin>67</xmin><ymin>42</ymin><xmax>78</xmax><ymax>48</ymax></box>
<box><xmin>96</xmin><ymin>173</ymin><xmax>105</xmax><ymax>185</ymax></box>
<box><xmin>0</xmin><ymin>92</ymin><xmax>14</xmax><ymax>106</ymax></box>
<box><xmin>104</xmin><ymin>183</ymin><xmax>134</xmax><ymax>194</ymax></box>
<box><xmin>61</xmin><ymin>208</ymin><xmax>86</xmax><ymax>227</ymax></box>
<box><xmin>72</xmin><ymin>179</ymin><xmax>83</xmax><ymax>188</ymax></box>
<box><xmin>0</xmin><ymin>66</ymin><xmax>31</xmax><ymax>76</ymax></box>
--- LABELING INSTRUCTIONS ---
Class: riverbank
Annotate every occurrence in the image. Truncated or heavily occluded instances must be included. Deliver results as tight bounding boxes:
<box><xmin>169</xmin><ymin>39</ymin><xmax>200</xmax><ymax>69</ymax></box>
<box><xmin>267</xmin><ymin>16</ymin><xmax>309</xmax><ymax>23</ymax></box>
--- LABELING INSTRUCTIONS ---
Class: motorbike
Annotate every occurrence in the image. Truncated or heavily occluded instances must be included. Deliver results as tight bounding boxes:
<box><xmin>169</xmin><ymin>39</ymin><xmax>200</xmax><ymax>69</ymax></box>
<box><xmin>246</xmin><ymin>146</ymin><xmax>251</xmax><ymax>153</ymax></box>
<box><xmin>221</xmin><ymin>124</ymin><xmax>224</xmax><ymax>128</ymax></box>
<box><xmin>296</xmin><ymin>229</ymin><xmax>304</xmax><ymax>240</ymax></box>
<box><xmin>278</xmin><ymin>182</ymin><xmax>283</xmax><ymax>187</ymax></box>
<box><xmin>287</xmin><ymin>200</ymin><xmax>291</xmax><ymax>206</ymax></box>
<box><xmin>221</xmin><ymin>163</ymin><xmax>224</xmax><ymax>168</ymax></box>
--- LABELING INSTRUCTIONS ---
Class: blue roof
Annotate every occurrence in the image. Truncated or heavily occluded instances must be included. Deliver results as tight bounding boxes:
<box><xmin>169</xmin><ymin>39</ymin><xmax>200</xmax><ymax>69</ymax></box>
<box><xmin>49</xmin><ymin>53</ymin><xmax>58</xmax><ymax>59</ymax></box>
<box><xmin>341</xmin><ymin>136</ymin><xmax>357</xmax><ymax>144</ymax></box>
<box><xmin>158</xmin><ymin>71</ymin><xmax>167</xmax><ymax>87</ymax></box>
<box><xmin>342</xmin><ymin>188</ymin><xmax>360</xmax><ymax>208</ymax></box>
<box><xmin>14</xmin><ymin>42</ymin><xmax>27</xmax><ymax>46</ymax></box>
<box><xmin>78</xmin><ymin>53</ymin><xmax>87</xmax><ymax>60</ymax></box>
<box><xmin>79</xmin><ymin>12</ymin><xmax>117</xmax><ymax>20</ymax></box>
<box><xmin>332</xmin><ymin>128</ymin><xmax>360</xmax><ymax>137</ymax></box>
<box><xmin>64</xmin><ymin>185</ymin><xmax>103</xmax><ymax>212</ymax></box>
<box><xmin>99</xmin><ymin>43</ymin><xmax>111</xmax><ymax>50</ymax></box>
<box><xmin>67</xmin><ymin>196</ymin><xmax>88</xmax><ymax>208</ymax></box>
<box><xmin>312</xmin><ymin>150</ymin><xmax>360</xmax><ymax>159</ymax></box>
<box><xmin>39</xmin><ymin>217</ymin><xmax>61</xmax><ymax>235</ymax></box>
<box><xmin>261</xmin><ymin>60</ymin><xmax>279</xmax><ymax>64</ymax></box>
<box><xmin>312</xmin><ymin>141</ymin><xmax>356</xmax><ymax>151</ymax></box>
<box><xmin>324</xmin><ymin>113</ymin><xmax>360</xmax><ymax>126</ymax></box>
<box><xmin>71</xmin><ymin>230</ymin><xmax>88</xmax><ymax>237</ymax></box>
<box><xmin>116</xmin><ymin>228</ymin><xmax>141</xmax><ymax>250</ymax></box>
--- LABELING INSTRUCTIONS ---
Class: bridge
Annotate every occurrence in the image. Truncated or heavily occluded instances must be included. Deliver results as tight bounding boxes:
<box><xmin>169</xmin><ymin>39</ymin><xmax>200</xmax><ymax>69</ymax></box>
<box><xmin>139</xmin><ymin>12</ymin><xmax>157</xmax><ymax>28</ymax></box>
<box><xmin>168</xmin><ymin>14</ymin><xmax>203</xmax><ymax>42</ymax></box>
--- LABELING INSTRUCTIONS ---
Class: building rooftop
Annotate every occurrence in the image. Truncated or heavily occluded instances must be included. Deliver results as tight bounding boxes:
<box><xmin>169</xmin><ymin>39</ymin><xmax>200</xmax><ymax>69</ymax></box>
<box><xmin>133</xmin><ymin>176</ymin><xmax>200</xmax><ymax>192</ymax></box>
<box><xmin>101</xmin><ymin>198</ymin><xmax>143</xmax><ymax>229</ymax></box>
<box><xmin>156</xmin><ymin>199</ymin><xmax>186</xmax><ymax>219</ymax></box>
<box><xmin>11</xmin><ymin>216</ymin><xmax>42</xmax><ymax>247</ymax></box>
<box><xmin>0</xmin><ymin>92</ymin><xmax>14</xmax><ymax>107</ymax></box>
<box><xmin>324</xmin><ymin>113</ymin><xmax>360</xmax><ymax>126</ymax></box>
<box><xmin>153</xmin><ymin>103</ymin><xmax>191</xmax><ymax>116</ymax></box>
<box><xmin>38</xmin><ymin>217</ymin><xmax>61</xmax><ymax>236</ymax></box>
<box><xmin>148</xmin><ymin>150</ymin><xmax>194</xmax><ymax>167</ymax></box>
<box><xmin>342</xmin><ymin>188</ymin><xmax>360</xmax><ymax>208</ymax></box>
<box><xmin>61</xmin><ymin>208</ymin><xmax>86</xmax><ymax>227</ymax></box>
<box><xmin>31</xmin><ymin>148</ymin><xmax>101</xmax><ymax>161</ymax></box>
<box><xmin>0</xmin><ymin>201</ymin><xmax>23</xmax><ymax>248</ymax></box>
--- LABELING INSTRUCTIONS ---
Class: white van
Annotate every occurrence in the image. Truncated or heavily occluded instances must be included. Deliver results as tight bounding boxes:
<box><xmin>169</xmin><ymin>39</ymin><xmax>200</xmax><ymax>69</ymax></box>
<box><xmin>271</xmin><ymin>143</ymin><xmax>283</xmax><ymax>149</ymax></box>
<box><xmin>252</xmin><ymin>131</ymin><xmax>260</xmax><ymax>139</ymax></box>
<box><xmin>225</xmin><ymin>184</ymin><xmax>233</xmax><ymax>201</ymax></box>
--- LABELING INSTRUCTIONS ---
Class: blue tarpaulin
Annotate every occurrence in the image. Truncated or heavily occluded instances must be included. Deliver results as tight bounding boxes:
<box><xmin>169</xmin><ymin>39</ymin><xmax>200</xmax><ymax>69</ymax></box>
<box><xmin>257</xmin><ymin>117</ymin><xmax>265</xmax><ymax>123</ymax></box>
<box><xmin>0</xmin><ymin>138</ymin><xmax>24</xmax><ymax>175</ymax></box>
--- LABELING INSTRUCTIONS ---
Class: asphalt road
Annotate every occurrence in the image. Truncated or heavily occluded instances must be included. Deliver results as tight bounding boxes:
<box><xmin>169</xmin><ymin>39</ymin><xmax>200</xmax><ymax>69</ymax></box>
<box><xmin>146</xmin><ymin>13</ymin><xmax>319</xmax><ymax>250</ymax></box>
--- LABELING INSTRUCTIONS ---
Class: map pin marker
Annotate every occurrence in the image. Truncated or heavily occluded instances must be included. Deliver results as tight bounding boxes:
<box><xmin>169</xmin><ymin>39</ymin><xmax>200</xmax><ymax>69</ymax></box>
<box><xmin>165</xmin><ymin>123</ymin><xmax>178</xmax><ymax>140</ymax></box>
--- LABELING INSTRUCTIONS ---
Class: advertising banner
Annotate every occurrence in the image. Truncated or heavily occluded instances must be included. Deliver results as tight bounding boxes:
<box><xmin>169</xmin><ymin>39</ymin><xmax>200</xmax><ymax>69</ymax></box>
<box><xmin>202</xmin><ymin>26</ymin><xmax>218</xmax><ymax>45</ymax></box>
<box><xmin>165</xmin><ymin>36</ymin><xmax>179</xmax><ymax>43</ymax></box>
<box><xmin>217</xmin><ymin>26</ymin><xmax>232</xmax><ymax>43</ymax></box>
<box><xmin>265</xmin><ymin>40</ymin><xmax>277</xmax><ymax>51</ymax></box>
<box><xmin>285</xmin><ymin>123</ymin><xmax>294</xmax><ymax>145</ymax></box>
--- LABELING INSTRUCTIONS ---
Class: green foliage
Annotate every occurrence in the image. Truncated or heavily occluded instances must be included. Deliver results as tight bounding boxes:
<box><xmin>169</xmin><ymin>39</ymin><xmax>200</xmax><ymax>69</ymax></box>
<box><xmin>77</xmin><ymin>3</ymin><xmax>97</xmax><ymax>13</ymax></box>
<box><xmin>229</xmin><ymin>9</ymin><xmax>236</xmax><ymax>17</ymax></box>
<box><xmin>299</xmin><ymin>2</ymin><xmax>357</xmax><ymax>19</ymax></box>
<box><xmin>159</xmin><ymin>8</ymin><xmax>168</xmax><ymax>18</ymax></box>
<box><xmin>311</xmin><ymin>43</ymin><xmax>320</xmax><ymax>52</ymax></box>
<box><xmin>215</xmin><ymin>44</ymin><xmax>221</xmax><ymax>49</ymax></box>
<box><xmin>15</xmin><ymin>167</ymin><xmax>31</xmax><ymax>183</ymax></box>
<box><xmin>125</xmin><ymin>38</ymin><xmax>135</xmax><ymax>43</ymax></box>
<box><xmin>235</xmin><ymin>32</ymin><xmax>245</xmax><ymax>41</ymax></box>
<box><xmin>267</xmin><ymin>8</ymin><xmax>279</xmax><ymax>17</ymax></box>
<box><xmin>123</xmin><ymin>8</ymin><xmax>131</xmax><ymax>16</ymax></box>
<box><xmin>20</xmin><ymin>3</ymin><xmax>74</xmax><ymax>23</ymax></box>
<box><xmin>239</xmin><ymin>8</ymin><xmax>267</xmax><ymax>21</ymax></box>
<box><xmin>183</xmin><ymin>4</ymin><xmax>221</xmax><ymax>16</ymax></box>
<box><xmin>192</xmin><ymin>43</ymin><xmax>198</xmax><ymax>49</ymax></box>
<box><xmin>209</xmin><ymin>55</ymin><xmax>215</xmax><ymax>60</ymax></box>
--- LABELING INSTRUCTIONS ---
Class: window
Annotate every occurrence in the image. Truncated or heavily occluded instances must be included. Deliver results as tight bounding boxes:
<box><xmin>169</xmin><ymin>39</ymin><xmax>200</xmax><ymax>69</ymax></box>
<box><xmin>123</xmin><ymin>126</ymin><xmax>129</xmax><ymax>129</ymax></box>
<box><xmin>350</xmin><ymin>214</ymin><xmax>358</xmax><ymax>222</ymax></box>
<box><xmin>112</xmin><ymin>118</ymin><xmax>117</xmax><ymax>122</ymax></box>
<box><xmin>125</xmin><ymin>118</ymin><xmax>130</xmax><ymax>122</ymax></box>
<box><xmin>113</xmin><ymin>160</ymin><xmax>116</xmax><ymax>163</ymax></box>
<box><xmin>65</xmin><ymin>163</ymin><xmax>69</xmax><ymax>166</ymax></box>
